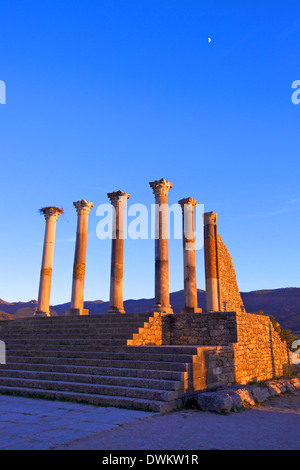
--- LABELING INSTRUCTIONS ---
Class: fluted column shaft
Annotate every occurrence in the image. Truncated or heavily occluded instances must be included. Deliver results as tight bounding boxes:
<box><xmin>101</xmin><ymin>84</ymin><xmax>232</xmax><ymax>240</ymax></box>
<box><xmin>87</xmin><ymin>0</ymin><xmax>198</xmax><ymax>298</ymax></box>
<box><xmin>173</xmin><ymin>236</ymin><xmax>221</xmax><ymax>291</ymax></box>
<box><xmin>35</xmin><ymin>207</ymin><xmax>62</xmax><ymax>317</ymax></box>
<box><xmin>204</xmin><ymin>211</ymin><xmax>220</xmax><ymax>312</ymax></box>
<box><xmin>66</xmin><ymin>200</ymin><xmax>94</xmax><ymax>316</ymax></box>
<box><xmin>150</xmin><ymin>179</ymin><xmax>173</xmax><ymax>315</ymax></box>
<box><xmin>108</xmin><ymin>191</ymin><xmax>130</xmax><ymax>314</ymax></box>
<box><xmin>179</xmin><ymin>198</ymin><xmax>202</xmax><ymax>313</ymax></box>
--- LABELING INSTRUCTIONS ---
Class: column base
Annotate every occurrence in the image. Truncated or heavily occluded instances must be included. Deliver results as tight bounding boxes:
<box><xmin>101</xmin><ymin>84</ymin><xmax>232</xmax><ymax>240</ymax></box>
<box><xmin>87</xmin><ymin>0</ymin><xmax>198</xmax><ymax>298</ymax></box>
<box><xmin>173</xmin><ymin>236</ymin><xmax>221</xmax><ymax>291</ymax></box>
<box><xmin>152</xmin><ymin>304</ymin><xmax>173</xmax><ymax>315</ymax></box>
<box><xmin>180</xmin><ymin>307</ymin><xmax>203</xmax><ymax>314</ymax></box>
<box><xmin>65</xmin><ymin>308</ymin><xmax>89</xmax><ymax>316</ymax></box>
<box><xmin>108</xmin><ymin>306</ymin><xmax>126</xmax><ymax>314</ymax></box>
<box><xmin>34</xmin><ymin>310</ymin><xmax>51</xmax><ymax>317</ymax></box>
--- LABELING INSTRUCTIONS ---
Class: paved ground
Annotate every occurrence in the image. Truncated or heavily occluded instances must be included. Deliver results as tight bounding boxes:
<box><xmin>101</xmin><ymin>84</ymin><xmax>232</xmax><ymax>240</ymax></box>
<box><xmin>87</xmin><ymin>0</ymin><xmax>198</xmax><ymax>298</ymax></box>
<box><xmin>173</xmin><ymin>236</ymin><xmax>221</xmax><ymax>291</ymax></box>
<box><xmin>0</xmin><ymin>395</ymin><xmax>156</xmax><ymax>450</ymax></box>
<box><xmin>0</xmin><ymin>392</ymin><xmax>300</xmax><ymax>450</ymax></box>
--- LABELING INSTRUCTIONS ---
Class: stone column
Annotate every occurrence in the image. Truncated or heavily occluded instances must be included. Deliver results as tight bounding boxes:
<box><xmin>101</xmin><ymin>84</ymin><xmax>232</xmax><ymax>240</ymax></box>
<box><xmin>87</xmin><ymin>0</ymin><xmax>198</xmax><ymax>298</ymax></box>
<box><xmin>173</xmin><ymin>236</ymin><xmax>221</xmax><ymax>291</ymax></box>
<box><xmin>107</xmin><ymin>190</ymin><xmax>130</xmax><ymax>314</ymax></box>
<box><xmin>66</xmin><ymin>200</ymin><xmax>94</xmax><ymax>316</ymax></box>
<box><xmin>149</xmin><ymin>178</ymin><xmax>173</xmax><ymax>315</ymax></box>
<box><xmin>203</xmin><ymin>211</ymin><xmax>220</xmax><ymax>312</ymax></box>
<box><xmin>178</xmin><ymin>198</ymin><xmax>202</xmax><ymax>313</ymax></box>
<box><xmin>35</xmin><ymin>207</ymin><xmax>63</xmax><ymax>317</ymax></box>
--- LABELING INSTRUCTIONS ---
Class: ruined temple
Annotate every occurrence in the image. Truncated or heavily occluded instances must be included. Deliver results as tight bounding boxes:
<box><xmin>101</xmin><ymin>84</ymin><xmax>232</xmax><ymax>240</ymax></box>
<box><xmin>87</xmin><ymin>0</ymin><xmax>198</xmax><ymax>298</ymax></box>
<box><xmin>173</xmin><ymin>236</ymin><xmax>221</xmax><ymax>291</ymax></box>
<box><xmin>0</xmin><ymin>178</ymin><xmax>296</xmax><ymax>413</ymax></box>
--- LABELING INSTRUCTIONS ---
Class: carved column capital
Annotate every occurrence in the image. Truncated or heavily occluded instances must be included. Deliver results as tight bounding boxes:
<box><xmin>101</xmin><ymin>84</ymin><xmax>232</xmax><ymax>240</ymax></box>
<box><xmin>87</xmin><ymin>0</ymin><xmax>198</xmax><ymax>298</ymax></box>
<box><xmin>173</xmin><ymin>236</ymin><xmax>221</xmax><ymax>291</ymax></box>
<box><xmin>149</xmin><ymin>179</ymin><xmax>173</xmax><ymax>199</ymax></box>
<box><xmin>39</xmin><ymin>206</ymin><xmax>63</xmax><ymax>222</ymax></box>
<box><xmin>178</xmin><ymin>197</ymin><xmax>197</xmax><ymax>213</ymax></box>
<box><xmin>107</xmin><ymin>190</ymin><xmax>130</xmax><ymax>208</ymax></box>
<box><xmin>73</xmin><ymin>199</ymin><xmax>94</xmax><ymax>215</ymax></box>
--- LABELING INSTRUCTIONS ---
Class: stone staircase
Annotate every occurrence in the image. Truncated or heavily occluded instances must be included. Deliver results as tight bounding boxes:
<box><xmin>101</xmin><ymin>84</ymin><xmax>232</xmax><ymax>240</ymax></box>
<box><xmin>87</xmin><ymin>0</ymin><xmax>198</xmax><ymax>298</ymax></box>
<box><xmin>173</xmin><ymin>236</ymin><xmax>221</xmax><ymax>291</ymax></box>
<box><xmin>0</xmin><ymin>314</ymin><xmax>206</xmax><ymax>414</ymax></box>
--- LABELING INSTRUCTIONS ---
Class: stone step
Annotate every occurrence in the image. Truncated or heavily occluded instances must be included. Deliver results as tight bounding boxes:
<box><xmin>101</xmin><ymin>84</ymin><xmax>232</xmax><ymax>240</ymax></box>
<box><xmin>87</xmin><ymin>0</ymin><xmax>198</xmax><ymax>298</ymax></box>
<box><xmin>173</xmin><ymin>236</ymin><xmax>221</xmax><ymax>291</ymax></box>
<box><xmin>5</xmin><ymin>349</ymin><xmax>195</xmax><ymax>363</ymax></box>
<box><xmin>0</xmin><ymin>385</ymin><xmax>169</xmax><ymax>413</ymax></box>
<box><xmin>4</xmin><ymin>343</ymin><xmax>201</xmax><ymax>355</ymax></box>
<box><xmin>1</xmin><ymin>321</ymin><xmax>149</xmax><ymax>329</ymax></box>
<box><xmin>12</xmin><ymin>312</ymin><xmax>150</xmax><ymax>320</ymax></box>
<box><xmin>1</xmin><ymin>319</ymin><xmax>150</xmax><ymax>329</ymax></box>
<box><xmin>6</xmin><ymin>342</ymin><xmax>128</xmax><ymax>349</ymax></box>
<box><xmin>0</xmin><ymin>314</ymin><xmax>199</xmax><ymax>413</ymax></box>
<box><xmin>0</xmin><ymin>326</ymin><xmax>148</xmax><ymax>336</ymax></box>
<box><xmin>2</xmin><ymin>336</ymin><xmax>134</xmax><ymax>344</ymax></box>
<box><xmin>0</xmin><ymin>362</ymin><xmax>184</xmax><ymax>381</ymax></box>
<box><xmin>5</xmin><ymin>340</ymin><xmax>128</xmax><ymax>347</ymax></box>
<box><xmin>4</xmin><ymin>345</ymin><xmax>199</xmax><ymax>355</ymax></box>
<box><xmin>0</xmin><ymin>376</ymin><xmax>178</xmax><ymax>402</ymax></box>
<box><xmin>4</xmin><ymin>336</ymin><xmax>134</xmax><ymax>346</ymax></box>
<box><xmin>3</xmin><ymin>313</ymin><xmax>152</xmax><ymax>327</ymax></box>
<box><xmin>0</xmin><ymin>369</ymin><xmax>181</xmax><ymax>391</ymax></box>
<box><xmin>5</xmin><ymin>355</ymin><xmax>188</xmax><ymax>371</ymax></box>
<box><xmin>0</xmin><ymin>328</ymin><xmax>147</xmax><ymax>337</ymax></box>
<box><xmin>0</xmin><ymin>327</ymin><xmax>149</xmax><ymax>337</ymax></box>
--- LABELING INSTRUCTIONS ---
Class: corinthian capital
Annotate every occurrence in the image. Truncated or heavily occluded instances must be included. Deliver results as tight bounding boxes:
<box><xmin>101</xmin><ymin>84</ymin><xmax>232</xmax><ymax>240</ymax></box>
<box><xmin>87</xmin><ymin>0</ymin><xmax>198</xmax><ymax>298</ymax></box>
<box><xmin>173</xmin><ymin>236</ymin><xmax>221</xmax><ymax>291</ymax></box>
<box><xmin>39</xmin><ymin>206</ymin><xmax>63</xmax><ymax>222</ymax></box>
<box><xmin>178</xmin><ymin>197</ymin><xmax>197</xmax><ymax>213</ymax></box>
<box><xmin>73</xmin><ymin>199</ymin><xmax>94</xmax><ymax>215</ymax></box>
<box><xmin>107</xmin><ymin>190</ymin><xmax>130</xmax><ymax>207</ymax></box>
<box><xmin>149</xmin><ymin>178</ymin><xmax>173</xmax><ymax>199</ymax></box>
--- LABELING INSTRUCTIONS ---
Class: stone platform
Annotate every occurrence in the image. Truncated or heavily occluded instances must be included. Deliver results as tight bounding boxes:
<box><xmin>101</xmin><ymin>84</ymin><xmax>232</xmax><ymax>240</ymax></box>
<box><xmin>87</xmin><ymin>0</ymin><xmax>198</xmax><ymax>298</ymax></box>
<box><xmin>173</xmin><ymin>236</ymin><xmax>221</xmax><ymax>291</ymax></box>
<box><xmin>0</xmin><ymin>312</ymin><xmax>295</xmax><ymax>414</ymax></box>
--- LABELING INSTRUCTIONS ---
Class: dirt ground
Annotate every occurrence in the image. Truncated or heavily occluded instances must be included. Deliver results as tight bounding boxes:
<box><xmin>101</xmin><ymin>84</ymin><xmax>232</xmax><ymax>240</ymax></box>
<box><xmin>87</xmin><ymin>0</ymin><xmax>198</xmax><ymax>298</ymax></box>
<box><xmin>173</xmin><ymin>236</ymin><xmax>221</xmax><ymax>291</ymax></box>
<box><xmin>57</xmin><ymin>391</ymin><xmax>300</xmax><ymax>450</ymax></box>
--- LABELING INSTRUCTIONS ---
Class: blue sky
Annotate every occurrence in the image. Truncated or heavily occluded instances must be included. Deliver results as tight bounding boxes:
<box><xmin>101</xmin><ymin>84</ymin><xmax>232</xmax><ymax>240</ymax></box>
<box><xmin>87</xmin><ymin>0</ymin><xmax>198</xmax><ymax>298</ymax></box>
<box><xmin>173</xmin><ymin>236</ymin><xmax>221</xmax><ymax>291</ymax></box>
<box><xmin>0</xmin><ymin>0</ymin><xmax>299</xmax><ymax>304</ymax></box>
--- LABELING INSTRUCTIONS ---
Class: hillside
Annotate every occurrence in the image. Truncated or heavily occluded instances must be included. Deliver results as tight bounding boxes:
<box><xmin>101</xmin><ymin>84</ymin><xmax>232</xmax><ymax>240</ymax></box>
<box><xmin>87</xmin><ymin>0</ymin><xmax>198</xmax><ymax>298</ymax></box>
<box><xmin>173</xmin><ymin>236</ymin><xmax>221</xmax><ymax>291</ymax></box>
<box><xmin>0</xmin><ymin>310</ymin><xmax>14</xmax><ymax>321</ymax></box>
<box><xmin>0</xmin><ymin>288</ymin><xmax>299</xmax><ymax>332</ymax></box>
<box><xmin>241</xmin><ymin>288</ymin><xmax>300</xmax><ymax>332</ymax></box>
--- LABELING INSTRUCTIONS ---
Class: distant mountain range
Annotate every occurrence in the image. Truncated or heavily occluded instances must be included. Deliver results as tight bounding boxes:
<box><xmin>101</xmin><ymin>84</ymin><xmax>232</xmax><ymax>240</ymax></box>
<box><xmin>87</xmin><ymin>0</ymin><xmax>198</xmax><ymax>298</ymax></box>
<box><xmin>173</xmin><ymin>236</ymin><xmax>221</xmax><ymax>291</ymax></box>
<box><xmin>0</xmin><ymin>288</ymin><xmax>299</xmax><ymax>332</ymax></box>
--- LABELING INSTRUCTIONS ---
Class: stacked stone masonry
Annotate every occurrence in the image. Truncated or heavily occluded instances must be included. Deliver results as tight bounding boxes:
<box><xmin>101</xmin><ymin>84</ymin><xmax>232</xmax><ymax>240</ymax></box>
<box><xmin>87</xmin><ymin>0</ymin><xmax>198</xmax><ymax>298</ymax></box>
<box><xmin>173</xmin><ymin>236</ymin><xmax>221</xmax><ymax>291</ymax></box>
<box><xmin>128</xmin><ymin>312</ymin><xmax>294</xmax><ymax>387</ymax></box>
<box><xmin>233</xmin><ymin>312</ymin><xmax>291</xmax><ymax>384</ymax></box>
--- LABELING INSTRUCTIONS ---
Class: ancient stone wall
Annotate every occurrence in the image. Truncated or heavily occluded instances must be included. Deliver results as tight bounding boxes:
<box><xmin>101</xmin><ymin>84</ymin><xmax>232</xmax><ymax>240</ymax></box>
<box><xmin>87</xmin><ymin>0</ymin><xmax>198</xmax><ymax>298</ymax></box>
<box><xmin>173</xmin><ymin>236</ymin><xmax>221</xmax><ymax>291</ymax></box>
<box><xmin>233</xmin><ymin>312</ymin><xmax>291</xmax><ymax>384</ymax></box>
<box><xmin>162</xmin><ymin>312</ymin><xmax>238</xmax><ymax>346</ymax></box>
<box><xmin>127</xmin><ymin>313</ymin><xmax>238</xmax><ymax>347</ymax></box>
<box><xmin>127</xmin><ymin>313</ymin><xmax>163</xmax><ymax>346</ymax></box>
<box><xmin>127</xmin><ymin>311</ymin><xmax>292</xmax><ymax>385</ymax></box>
<box><xmin>217</xmin><ymin>235</ymin><xmax>245</xmax><ymax>313</ymax></box>
<box><xmin>182</xmin><ymin>346</ymin><xmax>236</xmax><ymax>393</ymax></box>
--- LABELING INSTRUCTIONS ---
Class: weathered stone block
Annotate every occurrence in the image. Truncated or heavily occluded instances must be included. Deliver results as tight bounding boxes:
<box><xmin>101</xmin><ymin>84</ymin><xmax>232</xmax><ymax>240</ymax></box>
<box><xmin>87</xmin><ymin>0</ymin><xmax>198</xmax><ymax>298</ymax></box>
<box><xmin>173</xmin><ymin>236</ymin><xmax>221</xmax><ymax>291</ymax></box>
<box><xmin>267</xmin><ymin>383</ymin><xmax>281</xmax><ymax>397</ymax></box>
<box><xmin>250</xmin><ymin>386</ymin><xmax>271</xmax><ymax>403</ymax></box>
<box><xmin>196</xmin><ymin>391</ymin><xmax>243</xmax><ymax>414</ymax></box>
